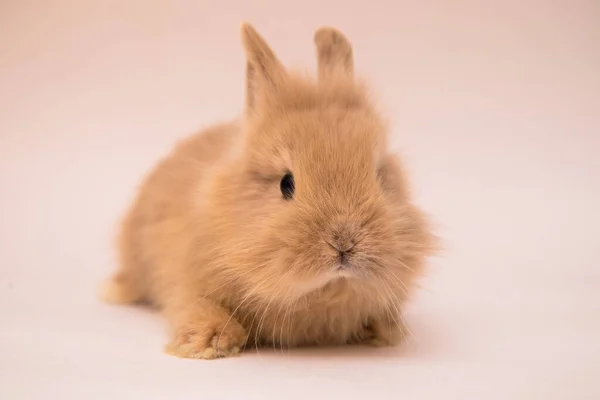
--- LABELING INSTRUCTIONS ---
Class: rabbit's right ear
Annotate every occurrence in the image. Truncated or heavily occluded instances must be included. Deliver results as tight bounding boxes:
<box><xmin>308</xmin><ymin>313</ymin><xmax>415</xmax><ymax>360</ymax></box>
<box><xmin>314</xmin><ymin>27</ymin><xmax>354</xmax><ymax>81</ymax></box>
<box><xmin>241</xmin><ymin>23</ymin><xmax>286</xmax><ymax>113</ymax></box>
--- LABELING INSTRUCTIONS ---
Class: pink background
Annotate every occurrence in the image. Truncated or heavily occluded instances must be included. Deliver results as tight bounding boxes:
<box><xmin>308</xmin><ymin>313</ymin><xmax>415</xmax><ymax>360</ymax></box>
<box><xmin>1</xmin><ymin>0</ymin><xmax>598</xmax><ymax>398</ymax></box>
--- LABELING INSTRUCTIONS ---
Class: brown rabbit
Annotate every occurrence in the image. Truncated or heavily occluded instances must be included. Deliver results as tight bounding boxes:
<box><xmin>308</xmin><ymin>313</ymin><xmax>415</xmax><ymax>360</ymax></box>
<box><xmin>101</xmin><ymin>23</ymin><xmax>435</xmax><ymax>359</ymax></box>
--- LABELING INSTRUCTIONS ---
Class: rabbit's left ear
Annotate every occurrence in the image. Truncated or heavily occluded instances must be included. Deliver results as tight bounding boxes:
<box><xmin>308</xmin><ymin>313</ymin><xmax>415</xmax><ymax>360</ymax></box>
<box><xmin>314</xmin><ymin>27</ymin><xmax>354</xmax><ymax>81</ymax></box>
<box><xmin>241</xmin><ymin>23</ymin><xmax>286</xmax><ymax>113</ymax></box>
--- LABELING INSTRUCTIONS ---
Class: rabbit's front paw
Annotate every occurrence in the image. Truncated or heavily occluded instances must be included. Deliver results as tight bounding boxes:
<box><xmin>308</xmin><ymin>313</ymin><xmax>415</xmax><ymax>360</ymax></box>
<box><xmin>165</xmin><ymin>317</ymin><xmax>247</xmax><ymax>360</ymax></box>
<box><xmin>361</xmin><ymin>316</ymin><xmax>409</xmax><ymax>347</ymax></box>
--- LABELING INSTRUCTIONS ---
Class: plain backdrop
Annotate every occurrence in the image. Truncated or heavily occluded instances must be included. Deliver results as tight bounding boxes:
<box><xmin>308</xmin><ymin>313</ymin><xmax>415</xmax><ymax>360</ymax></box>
<box><xmin>1</xmin><ymin>0</ymin><xmax>599</xmax><ymax>399</ymax></box>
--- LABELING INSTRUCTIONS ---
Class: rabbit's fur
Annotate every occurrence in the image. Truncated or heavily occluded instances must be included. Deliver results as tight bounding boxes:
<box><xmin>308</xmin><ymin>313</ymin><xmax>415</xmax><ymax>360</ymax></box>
<box><xmin>102</xmin><ymin>24</ymin><xmax>435</xmax><ymax>359</ymax></box>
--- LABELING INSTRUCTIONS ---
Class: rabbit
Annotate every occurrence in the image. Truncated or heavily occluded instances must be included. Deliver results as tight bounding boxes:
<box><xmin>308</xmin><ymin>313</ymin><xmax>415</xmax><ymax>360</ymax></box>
<box><xmin>101</xmin><ymin>23</ymin><xmax>435</xmax><ymax>359</ymax></box>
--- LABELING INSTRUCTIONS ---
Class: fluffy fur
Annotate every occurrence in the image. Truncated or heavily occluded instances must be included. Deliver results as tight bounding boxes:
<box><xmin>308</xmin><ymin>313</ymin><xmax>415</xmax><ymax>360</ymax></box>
<box><xmin>102</xmin><ymin>24</ymin><xmax>435</xmax><ymax>359</ymax></box>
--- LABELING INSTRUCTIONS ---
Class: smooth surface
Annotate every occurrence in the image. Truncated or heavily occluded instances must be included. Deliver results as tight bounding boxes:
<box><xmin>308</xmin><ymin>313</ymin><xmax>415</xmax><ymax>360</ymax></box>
<box><xmin>1</xmin><ymin>1</ymin><xmax>599</xmax><ymax>399</ymax></box>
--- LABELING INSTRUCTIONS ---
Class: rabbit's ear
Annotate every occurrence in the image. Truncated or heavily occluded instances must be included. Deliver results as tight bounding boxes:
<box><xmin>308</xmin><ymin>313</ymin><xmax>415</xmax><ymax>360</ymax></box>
<box><xmin>241</xmin><ymin>23</ymin><xmax>286</xmax><ymax>112</ymax></box>
<box><xmin>314</xmin><ymin>27</ymin><xmax>354</xmax><ymax>81</ymax></box>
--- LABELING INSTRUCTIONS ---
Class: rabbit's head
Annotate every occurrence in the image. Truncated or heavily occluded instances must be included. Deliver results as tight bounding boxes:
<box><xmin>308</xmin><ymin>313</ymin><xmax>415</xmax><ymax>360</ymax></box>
<box><xmin>207</xmin><ymin>24</ymin><xmax>434</xmax><ymax>308</ymax></box>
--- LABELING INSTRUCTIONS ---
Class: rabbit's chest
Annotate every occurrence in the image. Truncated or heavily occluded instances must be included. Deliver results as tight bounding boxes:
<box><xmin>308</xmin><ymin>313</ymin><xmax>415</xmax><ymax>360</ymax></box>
<box><xmin>247</xmin><ymin>292</ymin><xmax>377</xmax><ymax>347</ymax></box>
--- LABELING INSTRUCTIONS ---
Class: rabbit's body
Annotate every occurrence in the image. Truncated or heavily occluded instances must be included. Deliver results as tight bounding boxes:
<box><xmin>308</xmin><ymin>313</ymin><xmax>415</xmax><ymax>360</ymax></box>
<box><xmin>110</xmin><ymin>122</ymin><xmax>241</xmax><ymax>306</ymax></box>
<box><xmin>103</xmin><ymin>24</ymin><xmax>434</xmax><ymax>359</ymax></box>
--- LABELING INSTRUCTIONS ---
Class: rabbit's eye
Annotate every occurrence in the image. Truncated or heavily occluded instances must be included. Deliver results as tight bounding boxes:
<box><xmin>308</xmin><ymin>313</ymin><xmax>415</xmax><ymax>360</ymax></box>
<box><xmin>280</xmin><ymin>173</ymin><xmax>295</xmax><ymax>200</ymax></box>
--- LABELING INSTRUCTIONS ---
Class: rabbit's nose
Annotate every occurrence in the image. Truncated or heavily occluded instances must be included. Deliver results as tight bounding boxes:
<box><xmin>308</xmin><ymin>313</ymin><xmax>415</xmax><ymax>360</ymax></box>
<box><xmin>326</xmin><ymin>241</ymin><xmax>354</xmax><ymax>268</ymax></box>
<box><xmin>331</xmin><ymin>219</ymin><xmax>359</xmax><ymax>254</ymax></box>
<box><xmin>337</xmin><ymin>248</ymin><xmax>353</xmax><ymax>266</ymax></box>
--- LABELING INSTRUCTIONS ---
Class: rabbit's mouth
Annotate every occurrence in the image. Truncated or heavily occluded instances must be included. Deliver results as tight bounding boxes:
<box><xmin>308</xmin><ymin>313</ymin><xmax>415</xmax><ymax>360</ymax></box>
<box><xmin>334</xmin><ymin>263</ymin><xmax>356</xmax><ymax>279</ymax></box>
<box><xmin>326</xmin><ymin>238</ymin><xmax>359</xmax><ymax>275</ymax></box>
